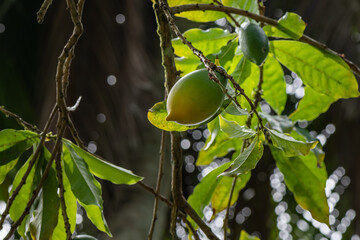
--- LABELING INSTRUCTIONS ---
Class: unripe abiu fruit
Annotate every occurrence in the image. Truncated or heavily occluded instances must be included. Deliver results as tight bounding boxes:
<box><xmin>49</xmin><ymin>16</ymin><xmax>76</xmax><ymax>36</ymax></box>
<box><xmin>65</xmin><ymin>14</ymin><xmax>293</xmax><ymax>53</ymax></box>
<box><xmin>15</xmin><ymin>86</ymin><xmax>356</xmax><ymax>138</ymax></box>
<box><xmin>166</xmin><ymin>69</ymin><xmax>227</xmax><ymax>126</ymax></box>
<box><xmin>240</xmin><ymin>22</ymin><xmax>269</xmax><ymax>65</ymax></box>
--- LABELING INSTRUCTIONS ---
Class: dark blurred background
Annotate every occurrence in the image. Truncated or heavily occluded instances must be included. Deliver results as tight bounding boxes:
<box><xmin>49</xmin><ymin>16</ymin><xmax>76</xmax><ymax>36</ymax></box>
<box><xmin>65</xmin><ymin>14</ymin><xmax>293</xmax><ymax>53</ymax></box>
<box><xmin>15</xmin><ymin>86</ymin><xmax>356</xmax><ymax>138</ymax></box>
<box><xmin>0</xmin><ymin>0</ymin><xmax>359</xmax><ymax>239</ymax></box>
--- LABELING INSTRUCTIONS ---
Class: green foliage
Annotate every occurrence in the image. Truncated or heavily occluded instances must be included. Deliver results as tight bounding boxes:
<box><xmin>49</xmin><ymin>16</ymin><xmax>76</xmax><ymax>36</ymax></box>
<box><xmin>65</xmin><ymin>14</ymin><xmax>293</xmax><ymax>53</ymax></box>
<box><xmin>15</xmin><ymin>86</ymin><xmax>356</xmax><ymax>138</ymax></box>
<box><xmin>219</xmin><ymin>115</ymin><xmax>256</xmax><ymax>139</ymax></box>
<box><xmin>62</xmin><ymin>142</ymin><xmax>112</xmax><ymax>236</ymax></box>
<box><xmin>211</xmin><ymin>173</ymin><xmax>251</xmax><ymax>214</ymax></box>
<box><xmin>239</xmin><ymin>230</ymin><xmax>261</xmax><ymax>240</ymax></box>
<box><xmin>29</xmin><ymin>166</ymin><xmax>59</xmax><ymax>240</ymax></box>
<box><xmin>222</xmin><ymin>0</ymin><xmax>259</xmax><ymax>25</ymax></box>
<box><xmin>63</xmin><ymin>140</ymin><xmax>142</xmax><ymax>185</ymax></box>
<box><xmin>169</xmin><ymin>0</ymin><xmax>227</xmax><ymax>22</ymax></box>
<box><xmin>0</xmin><ymin>126</ymin><xmax>142</xmax><ymax>238</ymax></box>
<box><xmin>220</xmin><ymin>134</ymin><xmax>263</xmax><ymax>176</ymax></box>
<box><xmin>0</xmin><ymin>129</ymin><xmax>39</xmax><ymax>166</ymax></box>
<box><xmin>264</xmin><ymin>12</ymin><xmax>306</xmax><ymax>40</ymax></box>
<box><xmin>262</xmin><ymin>54</ymin><xmax>287</xmax><ymax>114</ymax></box>
<box><xmin>187</xmin><ymin>162</ymin><xmax>232</xmax><ymax>221</ymax></box>
<box><xmin>1</xmin><ymin>0</ymin><xmax>360</xmax><ymax>238</ymax></box>
<box><xmin>270</xmin><ymin>147</ymin><xmax>329</xmax><ymax>225</ymax></box>
<box><xmin>270</xmin><ymin>40</ymin><xmax>360</xmax><ymax>99</ymax></box>
<box><xmin>268</xmin><ymin>128</ymin><xmax>317</xmax><ymax>157</ymax></box>
<box><xmin>172</xmin><ymin>28</ymin><xmax>236</xmax><ymax>58</ymax></box>
<box><xmin>289</xmin><ymin>86</ymin><xmax>335</xmax><ymax>121</ymax></box>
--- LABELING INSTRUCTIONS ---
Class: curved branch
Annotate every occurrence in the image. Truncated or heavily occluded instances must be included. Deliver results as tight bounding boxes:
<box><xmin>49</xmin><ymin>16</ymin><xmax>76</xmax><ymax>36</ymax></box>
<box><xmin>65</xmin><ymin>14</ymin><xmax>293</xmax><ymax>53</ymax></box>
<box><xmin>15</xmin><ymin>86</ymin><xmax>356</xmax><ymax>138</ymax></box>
<box><xmin>170</xmin><ymin>4</ymin><xmax>360</xmax><ymax>77</ymax></box>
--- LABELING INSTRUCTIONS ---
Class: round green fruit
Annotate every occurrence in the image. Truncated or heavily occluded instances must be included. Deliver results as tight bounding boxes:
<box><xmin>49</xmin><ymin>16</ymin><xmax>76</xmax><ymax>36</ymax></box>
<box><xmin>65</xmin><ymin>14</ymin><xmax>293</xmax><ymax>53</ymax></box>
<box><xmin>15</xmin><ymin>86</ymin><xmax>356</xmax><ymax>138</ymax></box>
<box><xmin>240</xmin><ymin>22</ymin><xmax>269</xmax><ymax>65</ymax></box>
<box><xmin>166</xmin><ymin>69</ymin><xmax>227</xmax><ymax>126</ymax></box>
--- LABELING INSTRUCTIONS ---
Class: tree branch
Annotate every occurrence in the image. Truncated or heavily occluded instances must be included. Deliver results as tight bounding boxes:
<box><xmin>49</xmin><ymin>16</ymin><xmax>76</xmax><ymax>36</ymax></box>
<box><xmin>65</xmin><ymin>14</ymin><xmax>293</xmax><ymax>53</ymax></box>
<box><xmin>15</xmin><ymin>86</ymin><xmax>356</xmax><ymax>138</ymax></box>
<box><xmin>37</xmin><ymin>0</ymin><xmax>53</xmax><ymax>24</ymax></box>
<box><xmin>0</xmin><ymin>106</ymin><xmax>42</xmax><ymax>133</ymax></box>
<box><xmin>223</xmin><ymin>177</ymin><xmax>237</xmax><ymax>240</ymax></box>
<box><xmin>148</xmin><ymin>131</ymin><xmax>167</xmax><ymax>240</ymax></box>
<box><xmin>179</xmin><ymin>198</ymin><xmax>220</xmax><ymax>240</ymax></box>
<box><xmin>170</xmin><ymin>4</ymin><xmax>360</xmax><ymax>77</ymax></box>
<box><xmin>154</xmin><ymin>0</ymin><xmax>185</xmax><ymax>238</ymax></box>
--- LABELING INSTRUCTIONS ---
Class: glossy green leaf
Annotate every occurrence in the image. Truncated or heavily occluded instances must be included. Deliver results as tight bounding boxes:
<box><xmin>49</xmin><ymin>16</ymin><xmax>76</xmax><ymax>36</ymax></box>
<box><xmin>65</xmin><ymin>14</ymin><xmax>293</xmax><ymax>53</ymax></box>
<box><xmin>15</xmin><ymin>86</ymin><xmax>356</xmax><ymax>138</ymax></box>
<box><xmin>224</xmin><ymin>102</ymin><xmax>248</xmax><ymax>116</ymax></box>
<box><xmin>270</xmin><ymin>147</ymin><xmax>329</xmax><ymax>225</ymax></box>
<box><xmin>290</xmin><ymin>86</ymin><xmax>336</xmax><ymax>121</ymax></box>
<box><xmin>219</xmin><ymin>115</ymin><xmax>256</xmax><ymax>139</ymax></box>
<box><xmin>260</xmin><ymin>113</ymin><xmax>293</xmax><ymax>133</ymax></box>
<box><xmin>0</xmin><ymin>129</ymin><xmax>38</xmax><ymax>166</ymax></box>
<box><xmin>52</xmin><ymin>169</ymin><xmax>77</xmax><ymax>240</ymax></box>
<box><xmin>262</xmin><ymin>54</ymin><xmax>286</xmax><ymax>114</ymax></box>
<box><xmin>270</xmin><ymin>40</ymin><xmax>360</xmax><ymax>99</ymax></box>
<box><xmin>198</xmin><ymin>116</ymin><xmax>244</xmax><ymax>166</ymax></box>
<box><xmin>0</xmin><ymin>158</ymin><xmax>18</xmax><ymax>184</ymax></box>
<box><xmin>223</xmin><ymin>0</ymin><xmax>259</xmax><ymax>25</ymax></box>
<box><xmin>208</xmin><ymin>39</ymin><xmax>239</xmax><ymax>72</ymax></box>
<box><xmin>30</xmin><ymin>166</ymin><xmax>59</xmax><ymax>240</ymax></box>
<box><xmin>268</xmin><ymin>128</ymin><xmax>317</xmax><ymax>157</ymax></box>
<box><xmin>211</xmin><ymin>172</ymin><xmax>250</xmax><ymax>214</ymax></box>
<box><xmin>80</xmin><ymin>202</ymin><xmax>111</xmax><ymax>236</ymax></box>
<box><xmin>148</xmin><ymin>101</ymin><xmax>198</xmax><ymax>131</ymax></box>
<box><xmin>148</xmin><ymin>100</ymin><xmax>230</xmax><ymax>132</ymax></box>
<box><xmin>169</xmin><ymin>0</ymin><xmax>227</xmax><ymax>22</ymax></box>
<box><xmin>264</xmin><ymin>12</ymin><xmax>306</xmax><ymax>40</ymax></box>
<box><xmin>293</xmin><ymin>127</ymin><xmax>325</xmax><ymax>167</ymax></box>
<box><xmin>9</xmin><ymin>151</ymin><xmax>42</xmax><ymax>222</ymax></box>
<box><xmin>172</xmin><ymin>28</ymin><xmax>236</xmax><ymax>58</ymax></box>
<box><xmin>188</xmin><ymin>161</ymin><xmax>232</xmax><ymax>224</ymax></box>
<box><xmin>230</xmin><ymin>56</ymin><xmax>252</xmax><ymax>85</ymax></box>
<box><xmin>175</xmin><ymin>57</ymin><xmax>201</xmax><ymax>77</ymax></box>
<box><xmin>220</xmin><ymin>135</ymin><xmax>263</xmax><ymax>176</ymax></box>
<box><xmin>63</xmin><ymin>139</ymin><xmax>143</xmax><ymax>185</ymax></box>
<box><xmin>63</xmin><ymin>144</ymin><xmax>111</xmax><ymax>236</ymax></box>
<box><xmin>197</xmin><ymin>138</ymin><xmax>242</xmax><ymax>166</ymax></box>
<box><xmin>203</xmin><ymin>117</ymin><xmax>221</xmax><ymax>150</ymax></box>
<box><xmin>239</xmin><ymin>230</ymin><xmax>260</xmax><ymax>240</ymax></box>
<box><xmin>63</xmin><ymin>143</ymin><xmax>102</xmax><ymax>206</ymax></box>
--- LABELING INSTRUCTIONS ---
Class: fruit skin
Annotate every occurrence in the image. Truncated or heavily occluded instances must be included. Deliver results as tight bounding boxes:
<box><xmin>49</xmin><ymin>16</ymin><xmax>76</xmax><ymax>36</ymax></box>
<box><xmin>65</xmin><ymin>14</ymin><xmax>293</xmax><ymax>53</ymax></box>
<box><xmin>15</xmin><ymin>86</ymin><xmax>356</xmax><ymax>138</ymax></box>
<box><xmin>166</xmin><ymin>69</ymin><xmax>227</xmax><ymax>126</ymax></box>
<box><xmin>240</xmin><ymin>22</ymin><xmax>269</xmax><ymax>65</ymax></box>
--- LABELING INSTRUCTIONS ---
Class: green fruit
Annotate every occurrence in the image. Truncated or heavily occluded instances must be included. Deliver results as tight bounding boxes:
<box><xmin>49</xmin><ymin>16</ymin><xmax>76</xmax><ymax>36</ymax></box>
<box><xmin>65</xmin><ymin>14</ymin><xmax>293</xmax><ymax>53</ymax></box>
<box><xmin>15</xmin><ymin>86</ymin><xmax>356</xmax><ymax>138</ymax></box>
<box><xmin>240</xmin><ymin>22</ymin><xmax>269</xmax><ymax>65</ymax></box>
<box><xmin>166</xmin><ymin>69</ymin><xmax>227</xmax><ymax>126</ymax></box>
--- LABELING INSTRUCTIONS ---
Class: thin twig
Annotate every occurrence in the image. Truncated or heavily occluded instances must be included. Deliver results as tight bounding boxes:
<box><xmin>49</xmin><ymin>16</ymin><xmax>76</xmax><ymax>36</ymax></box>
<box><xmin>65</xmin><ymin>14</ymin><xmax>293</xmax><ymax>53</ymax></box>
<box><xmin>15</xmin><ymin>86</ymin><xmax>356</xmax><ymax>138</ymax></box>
<box><xmin>138</xmin><ymin>182</ymin><xmax>173</xmax><ymax>207</ymax></box>
<box><xmin>212</xmin><ymin>0</ymin><xmax>240</xmax><ymax>27</ymax></box>
<box><xmin>139</xmin><ymin>182</ymin><xmax>209</xmax><ymax>240</ymax></box>
<box><xmin>170</xmin><ymin>4</ymin><xmax>360</xmax><ymax>77</ymax></box>
<box><xmin>66</xmin><ymin>114</ymin><xmax>85</xmax><ymax>148</ymax></box>
<box><xmin>0</xmin><ymin>104</ymin><xmax>58</xmax><ymax>230</ymax></box>
<box><xmin>148</xmin><ymin>131</ymin><xmax>167</xmax><ymax>240</ymax></box>
<box><xmin>36</xmin><ymin>0</ymin><xmax>53</xmax><ymax>24</ymax></box>
<box><xmin>160</xmin><ymin>2</ymin><xmax>264</xmax><ymax>131</ymax></box>
<box><xmin>223</xmin><ymin>177</ymin><xmax>237</xmax><ymax>240</ymax></box>
<box><xmin>186</xmin><ymin>219</ymin><xmax>200</xmax><ymax>240</ymax></box>
<box><xmin>55</xmin><ymin>151</ymin><xmax>72</xmax><ymax>239</ymax></box>
<box><xmin>179</xmin><ymin>197</ymin><xmax>220</xmax><ymax>240</ymax></box>
<box><xmin>0</xmin><ymin>106</ymin><xmax>41</xmax><ymax>133</ymax></box>
<box><xmin>4</xmin><ymin>123</ymin><xmax>67</xmax><ymax>240</ymax></box>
